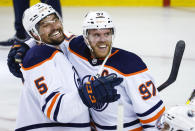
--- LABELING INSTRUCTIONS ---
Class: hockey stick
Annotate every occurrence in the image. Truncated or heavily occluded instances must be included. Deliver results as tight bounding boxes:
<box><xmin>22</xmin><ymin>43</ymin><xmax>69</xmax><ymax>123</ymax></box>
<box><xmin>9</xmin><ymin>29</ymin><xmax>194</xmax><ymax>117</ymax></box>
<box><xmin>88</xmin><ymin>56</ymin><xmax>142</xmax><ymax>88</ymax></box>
<box><xmin>157</xmin><ymin>40</ymin><xmax>185</xmax><ymax>92</ymax></box>
<box><xmin>186</xmin><ymin>89</ymin><xmax>195</xmax><ymax>105</ymax></box>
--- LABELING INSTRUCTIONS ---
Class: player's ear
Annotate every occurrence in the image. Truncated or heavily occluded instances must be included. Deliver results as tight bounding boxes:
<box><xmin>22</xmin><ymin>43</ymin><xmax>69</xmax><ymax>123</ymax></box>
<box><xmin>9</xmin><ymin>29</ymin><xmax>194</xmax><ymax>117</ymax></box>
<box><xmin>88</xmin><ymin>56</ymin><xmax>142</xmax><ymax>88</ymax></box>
<box><xmin>30</xmin><ymin>31</ymin><xmax>40</xmax><ymax>41</ymax></box>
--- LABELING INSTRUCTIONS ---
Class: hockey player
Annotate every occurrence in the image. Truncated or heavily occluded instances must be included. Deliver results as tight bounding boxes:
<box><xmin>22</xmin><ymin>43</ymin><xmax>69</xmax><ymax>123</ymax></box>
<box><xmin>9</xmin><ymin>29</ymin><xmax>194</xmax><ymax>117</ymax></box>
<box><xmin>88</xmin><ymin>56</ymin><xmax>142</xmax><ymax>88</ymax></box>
<box><xmin>7</xmin><ymin>3</ymin><xmax>165</xmax><ymax>131</ymax></box>
<box><xmin>12</xmin><ymin>3</ymin><xmax>122</xmax><ymax>131</ymax></box>
<box><xmin>0</xmin><ymin>0</ymin><xmax>62</xmax><ymax>46</ymax></box>
<box><xmin>158</xmin><ymin>89</ymin><xmax>195</xmax><ymax>131</ymax></box>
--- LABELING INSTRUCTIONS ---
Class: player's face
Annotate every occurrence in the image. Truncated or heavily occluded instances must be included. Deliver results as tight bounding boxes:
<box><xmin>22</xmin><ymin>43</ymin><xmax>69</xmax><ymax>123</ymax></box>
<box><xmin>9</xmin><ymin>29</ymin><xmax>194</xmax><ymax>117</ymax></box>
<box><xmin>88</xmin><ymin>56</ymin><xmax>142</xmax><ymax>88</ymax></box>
<box><xmin>37</xmin><ymin>14</ymin><xmax>64</xmax><ymax>45</ymax></box>
<box><xmin>87</xmin><ymin>29</ymin><xmax>112</xmax><ymax>58</ymax></box>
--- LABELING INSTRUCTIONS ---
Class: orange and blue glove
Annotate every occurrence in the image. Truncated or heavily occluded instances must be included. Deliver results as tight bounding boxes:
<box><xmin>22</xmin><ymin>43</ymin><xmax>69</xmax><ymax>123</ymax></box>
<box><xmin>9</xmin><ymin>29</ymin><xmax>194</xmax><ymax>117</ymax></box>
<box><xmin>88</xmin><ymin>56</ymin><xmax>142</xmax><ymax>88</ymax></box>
<box><xmin>78</xmin><ymin>73</ymin><xmax>123</xmax><ymax>109</ymax></box>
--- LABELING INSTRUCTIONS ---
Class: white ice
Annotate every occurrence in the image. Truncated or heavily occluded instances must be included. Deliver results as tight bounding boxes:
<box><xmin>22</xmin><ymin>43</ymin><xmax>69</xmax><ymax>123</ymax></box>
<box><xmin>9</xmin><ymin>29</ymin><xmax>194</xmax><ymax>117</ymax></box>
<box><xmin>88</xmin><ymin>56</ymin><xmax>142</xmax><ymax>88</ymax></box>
<box><xmin>0</xmin><ymin>6</ymin><xmax>195</xmax><ymax>130</ymax></box>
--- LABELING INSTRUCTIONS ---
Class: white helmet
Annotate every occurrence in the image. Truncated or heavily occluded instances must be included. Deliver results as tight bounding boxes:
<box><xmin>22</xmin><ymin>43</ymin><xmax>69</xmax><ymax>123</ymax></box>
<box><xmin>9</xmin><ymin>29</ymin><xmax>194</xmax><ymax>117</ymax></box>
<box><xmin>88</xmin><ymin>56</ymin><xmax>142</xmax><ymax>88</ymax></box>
<box><xmin>83</xmin><ymin>11</ymin><xmax>115</xmax><ymax>38</ymax></box>
<box><xmin>22</xmin><ymin>2</ymin><xmax>61</xmax><ymax>38</ymax></box>
<box><xmin>159</xmin><ymin>105</ymin><xmax>195</xmax><ymax>131</ymax></box>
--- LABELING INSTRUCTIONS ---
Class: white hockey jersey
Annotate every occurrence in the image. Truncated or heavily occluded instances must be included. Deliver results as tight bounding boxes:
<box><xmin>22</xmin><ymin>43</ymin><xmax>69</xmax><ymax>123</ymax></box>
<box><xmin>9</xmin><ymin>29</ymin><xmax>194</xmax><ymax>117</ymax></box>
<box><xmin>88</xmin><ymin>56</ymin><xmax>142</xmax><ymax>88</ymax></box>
<box><xmin>16</xmin><ymin>44</ymin><xmax>90</xmax><ymax>131</ymax></box>
<box><xmin>59</xmin><ymin>33</ymin><xmax>165</xmax><ymax>131</ymax></box>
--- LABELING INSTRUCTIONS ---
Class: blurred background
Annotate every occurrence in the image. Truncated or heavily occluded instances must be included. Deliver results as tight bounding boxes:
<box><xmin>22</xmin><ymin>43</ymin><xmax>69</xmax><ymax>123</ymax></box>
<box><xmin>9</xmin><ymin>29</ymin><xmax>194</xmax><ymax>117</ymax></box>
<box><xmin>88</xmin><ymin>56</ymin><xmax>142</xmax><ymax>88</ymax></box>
<box><xmin>0</xmin><ymin>0</ymin><xmax>195</xmax><ymax>130</ymax></box>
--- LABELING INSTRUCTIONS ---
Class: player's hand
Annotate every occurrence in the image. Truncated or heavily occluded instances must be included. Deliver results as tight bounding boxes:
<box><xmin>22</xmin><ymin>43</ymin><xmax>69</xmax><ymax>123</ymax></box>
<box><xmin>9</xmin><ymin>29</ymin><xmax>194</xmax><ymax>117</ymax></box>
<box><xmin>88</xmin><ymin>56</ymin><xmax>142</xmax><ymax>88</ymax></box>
<box><xmin>78</xmin><ymin>73</ymin><xmax>123</xmax><ymax>108</ymax></box>
<box><xmin>7</xmin><ymin>42</ymin><xmax>29</xmax><ymax>78</ymax></box>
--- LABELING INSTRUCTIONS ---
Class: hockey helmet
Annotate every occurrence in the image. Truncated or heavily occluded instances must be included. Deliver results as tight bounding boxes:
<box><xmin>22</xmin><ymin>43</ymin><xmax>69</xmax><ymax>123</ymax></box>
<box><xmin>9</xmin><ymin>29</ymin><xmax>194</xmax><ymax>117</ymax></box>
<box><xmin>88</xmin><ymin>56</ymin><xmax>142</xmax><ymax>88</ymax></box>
<box><xmin>83</xmin><ymin>11</ymin><xmax>115</xmax><ymax>38</ymax></box>
<box><xmin>159</xmin><ymin>105</ymin><xmax>195</xmax><ymax>131</ymax></box>
<box><xmin>22</xmin><ymin>3</ymin><xmax>61</xmax><ymax>38</ymax></box>
<box><xmin>83</xmin><ymin>11</ymin><xmax>115</xmax><ymax>54</ymax></box>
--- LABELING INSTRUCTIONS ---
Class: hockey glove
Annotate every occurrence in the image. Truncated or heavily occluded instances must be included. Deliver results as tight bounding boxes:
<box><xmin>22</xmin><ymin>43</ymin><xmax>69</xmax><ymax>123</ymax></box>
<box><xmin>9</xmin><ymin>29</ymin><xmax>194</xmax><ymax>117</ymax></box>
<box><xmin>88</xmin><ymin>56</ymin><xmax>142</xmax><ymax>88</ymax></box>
<box><xmin>7</xmin><ymin>42</ymin><xmax>29</xmax><ymax>78</ymax></box>
<box><xmin>78</xmin><ymin>73</ymin><xmax>123</xmax><ymax>108</ymax></box>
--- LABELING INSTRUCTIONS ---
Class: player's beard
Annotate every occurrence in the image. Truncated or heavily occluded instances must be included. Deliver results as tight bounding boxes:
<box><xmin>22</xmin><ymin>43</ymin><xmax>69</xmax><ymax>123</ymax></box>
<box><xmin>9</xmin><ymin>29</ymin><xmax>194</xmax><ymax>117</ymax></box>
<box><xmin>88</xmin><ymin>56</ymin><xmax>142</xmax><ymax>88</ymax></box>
<box><xmin>92</xmin><ymin>41</ymin><xmax>111</xmax><ymax>59</ymax></box>
<box><xmin>47</xmin><ymin>29</ymin><xmax>65</xmax><ymax>46</ymax></box>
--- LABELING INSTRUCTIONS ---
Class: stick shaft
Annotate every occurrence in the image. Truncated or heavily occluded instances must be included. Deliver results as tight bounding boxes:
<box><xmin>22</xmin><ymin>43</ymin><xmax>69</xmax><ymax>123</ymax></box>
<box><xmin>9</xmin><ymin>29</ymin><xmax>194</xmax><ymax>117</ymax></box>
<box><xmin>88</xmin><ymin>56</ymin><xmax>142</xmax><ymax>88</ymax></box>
<box><xmin>157</xmin><ymin>40</ymin><xmax>185</xmax><ymax>92</ymax></box>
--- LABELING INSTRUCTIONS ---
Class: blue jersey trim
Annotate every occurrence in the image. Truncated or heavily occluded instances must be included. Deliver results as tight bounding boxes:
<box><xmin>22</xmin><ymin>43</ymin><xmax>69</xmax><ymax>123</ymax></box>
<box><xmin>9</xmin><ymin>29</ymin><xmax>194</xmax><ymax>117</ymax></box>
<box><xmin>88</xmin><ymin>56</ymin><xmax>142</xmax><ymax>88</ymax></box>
<box><xmin>142</xmin><ymin>125</ymin><xmax>155</xmax><ymax>129</ymax></box>
<box><xmin>105</xmin><ymin>48</ymin><xmax>147</xmax><ymax>75</ymax></box>
<box><xmin>53</xmin><ymin>94</ymin><xmax>64</xmax><ymax>121</ymax></box>
<box><xmin>22</xmin><ymin>45</ymin><xmax>60</xmax><ymax>68</ymax></box>
<box><xmin>94</xmin><ymin>119</ymin><xmax>140</xmax><ymax>130</ymax></box>
<box><xmin>42</xmin><ymin>92</ymin><xmax>59</xmax><ymax>112</ymax></box>
<box><xmin>15</xmin><ymin>122</ymin><xmax>91</xmax><ymax>131</ymax></box>
<box><xmin>69</xmin><ymin>36</ymin><xmax>147</xmax><ymax>75</ymax></box>
<box><xmin>136</xmin><ymin>100</ymin><xmax>163</xmax><ymax>117</ymax></box>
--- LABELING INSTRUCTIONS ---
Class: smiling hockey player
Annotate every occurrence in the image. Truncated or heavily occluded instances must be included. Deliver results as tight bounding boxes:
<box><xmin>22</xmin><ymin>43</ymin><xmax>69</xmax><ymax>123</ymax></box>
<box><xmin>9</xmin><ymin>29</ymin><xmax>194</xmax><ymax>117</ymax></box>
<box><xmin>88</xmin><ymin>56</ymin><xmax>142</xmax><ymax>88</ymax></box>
<box><xmin>8</xmin><ymin>3</ymin><xmax>165</xmax><ymax>131</ymax></box>
<box><xmin>11</xmin><ymin>3</ymin><xmax>122</xmax><ymax>131</ymax></box>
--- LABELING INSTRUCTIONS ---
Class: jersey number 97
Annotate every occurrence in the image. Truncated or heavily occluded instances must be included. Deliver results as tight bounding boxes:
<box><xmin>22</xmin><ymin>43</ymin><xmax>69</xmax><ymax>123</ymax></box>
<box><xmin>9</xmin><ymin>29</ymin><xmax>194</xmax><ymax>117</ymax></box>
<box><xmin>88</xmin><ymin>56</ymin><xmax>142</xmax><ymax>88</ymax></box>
<box><xmin>139</xmin><ymin>80</ymin><xmax>156</xmax><ymax>100</ymax></box>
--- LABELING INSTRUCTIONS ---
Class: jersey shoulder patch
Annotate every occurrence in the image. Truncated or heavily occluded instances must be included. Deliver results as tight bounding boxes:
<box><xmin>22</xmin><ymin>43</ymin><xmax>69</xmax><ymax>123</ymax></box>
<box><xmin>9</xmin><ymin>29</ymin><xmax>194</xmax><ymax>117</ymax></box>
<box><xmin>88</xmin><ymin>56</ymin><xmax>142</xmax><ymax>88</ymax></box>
<box><xmin>22</xmin><ymin>45</ymin><xmax>60</xmax><ymax>69</ymax></box>
<box><xmin>106</xmin><ymin>48</ymin><xmax>147</xmax><ymax>76</ymax></box>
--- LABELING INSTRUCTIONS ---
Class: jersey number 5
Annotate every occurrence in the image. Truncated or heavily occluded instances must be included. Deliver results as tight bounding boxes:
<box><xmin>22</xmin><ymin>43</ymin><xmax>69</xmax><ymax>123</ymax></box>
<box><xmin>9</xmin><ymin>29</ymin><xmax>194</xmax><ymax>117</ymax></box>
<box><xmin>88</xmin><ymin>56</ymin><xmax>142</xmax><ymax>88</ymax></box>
<box><xmin>139</xmin><ymin>80</ymin><xmax>156</xmax><ymax>100</ymax></box>
<box><xmin>34</xmin><ymin>76</ymin><xmax>48</xmax><ymax>95</ymax></box>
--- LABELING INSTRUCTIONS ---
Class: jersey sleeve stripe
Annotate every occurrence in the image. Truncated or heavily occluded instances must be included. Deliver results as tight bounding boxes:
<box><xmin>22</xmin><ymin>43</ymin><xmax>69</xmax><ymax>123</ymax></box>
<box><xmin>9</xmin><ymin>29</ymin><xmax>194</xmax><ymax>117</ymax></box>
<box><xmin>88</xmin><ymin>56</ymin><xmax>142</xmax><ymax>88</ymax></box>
<box><xmin>15</xmin><ymin>122</ymin><xmax>91</xmax><ymax>130</ymax></box>
<box><xmin>47</xmin><ymin>93</ymin><xmax>61</xmax><ymax>119</ymax></box>
<box><xmin>136</xmin><ymin>100</ymin><xmax>163</xmax><ymax>117</ymax></box>
<box><xmin>21</xmin><ymin>50</ymin><xmax>60</xmax><ymax>70</ymax></box>
<box><xmin>130</xmin><ymin>126</ymin><xmax>143</xmax><ymax>131</ymax></box>
<box><xmin>53</xmin><ymin>94</ymin><xmax>64</xmax><ymax>121</ymax></box>
<box><xmin>94</xmin><ymin>119</ymin><xmax>140</xmax><ymax>130</ymax></box>
<box><xmin>42</xmin><ymin>91</ymin><xmax>59</xmax><ymax>112</ymax></box>
<box><xmin>104</xmin><ymin>65</ymin><xmax>148</xmax><ymax>77</ymax></box>
<box><xmin>139</xmin><ymin>106</ymin><xmax>165</xmax><ymax>124</ymax></box>
<box><xmin>68</xmin><ymin>47</ymin><xmax>88</xmax><ymax>61</ymax></box>
<box><xmin>142</xmin><ymin>125</ymin><xmax>155</xmax><ymax>129</ymax></box>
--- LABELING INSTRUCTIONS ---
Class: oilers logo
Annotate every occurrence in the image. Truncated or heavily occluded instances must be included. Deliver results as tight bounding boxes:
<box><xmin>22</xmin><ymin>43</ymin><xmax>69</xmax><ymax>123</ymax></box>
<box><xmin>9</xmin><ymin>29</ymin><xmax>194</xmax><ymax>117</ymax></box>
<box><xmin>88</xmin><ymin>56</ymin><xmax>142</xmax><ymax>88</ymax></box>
<box><xmin>72</xmin><ymin>66</ymin><xmax>81</xmax><ymax>89</ymax></box>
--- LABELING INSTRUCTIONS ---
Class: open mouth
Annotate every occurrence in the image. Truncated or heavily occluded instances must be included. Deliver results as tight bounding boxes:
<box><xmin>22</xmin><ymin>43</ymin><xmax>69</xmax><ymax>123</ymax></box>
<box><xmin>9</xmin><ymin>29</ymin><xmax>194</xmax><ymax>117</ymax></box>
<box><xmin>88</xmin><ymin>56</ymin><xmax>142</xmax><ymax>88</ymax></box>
<box><xmin>96</xmin><ymin>44</ymin><xmax>109</xmax><ymax>53</ymax></box>
<box><xmin>98</xmin><ymin>44</ymin><xmax>107</xmax><ymax>49</ymax></box>
<box><xmin>50</xmin><ymin>30</ymin><xmax>62</xmax><ymax>38</ymax></box>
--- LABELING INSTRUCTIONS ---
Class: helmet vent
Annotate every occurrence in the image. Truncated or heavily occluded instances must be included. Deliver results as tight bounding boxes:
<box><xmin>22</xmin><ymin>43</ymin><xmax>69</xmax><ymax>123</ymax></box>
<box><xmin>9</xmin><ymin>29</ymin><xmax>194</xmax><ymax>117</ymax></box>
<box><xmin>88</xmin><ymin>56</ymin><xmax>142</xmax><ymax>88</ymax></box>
<box><xmin>30</xmin><ymin>15</ymin><xmax>38</xmax><ymax>22</ymax></box>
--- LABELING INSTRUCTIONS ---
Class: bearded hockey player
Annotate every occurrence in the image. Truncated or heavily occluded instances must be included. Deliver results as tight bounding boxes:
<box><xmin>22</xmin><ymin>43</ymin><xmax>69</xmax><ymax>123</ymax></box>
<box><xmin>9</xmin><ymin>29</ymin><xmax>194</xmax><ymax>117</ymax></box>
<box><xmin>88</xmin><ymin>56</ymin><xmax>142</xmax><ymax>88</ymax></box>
<box><xmin>12</xmin><ymin>3</ymin><xmax>122</xmax><ymax>131</ymax></box>
<box><xmin>8</xmin><ymin>3</ymin><xmax>165</xmax><ymax>131</ymax></box>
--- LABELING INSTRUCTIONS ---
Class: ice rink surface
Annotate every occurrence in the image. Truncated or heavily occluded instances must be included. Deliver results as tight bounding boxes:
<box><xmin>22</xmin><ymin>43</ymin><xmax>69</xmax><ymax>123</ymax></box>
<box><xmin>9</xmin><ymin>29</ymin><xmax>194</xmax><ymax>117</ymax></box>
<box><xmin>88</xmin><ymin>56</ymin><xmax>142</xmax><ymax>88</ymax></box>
<box><xmin>0</xmin><ymin>6</ymin><xmax>195</xmax><ymax>130</ymax></box>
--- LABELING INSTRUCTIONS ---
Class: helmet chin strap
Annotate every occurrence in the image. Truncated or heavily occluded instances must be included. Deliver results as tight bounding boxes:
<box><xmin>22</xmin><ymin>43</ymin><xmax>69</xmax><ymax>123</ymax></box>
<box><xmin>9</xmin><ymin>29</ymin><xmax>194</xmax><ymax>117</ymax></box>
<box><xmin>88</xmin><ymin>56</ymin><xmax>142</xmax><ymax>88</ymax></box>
<box><xmin>84</xmin><ymin>37</ymin><xmax>93</xmax><ymax>53</ymax></box>
<box><xmin>96</xmin><ymin>50</ymin><xmax>111</xmax><ymax>78</ymax></box>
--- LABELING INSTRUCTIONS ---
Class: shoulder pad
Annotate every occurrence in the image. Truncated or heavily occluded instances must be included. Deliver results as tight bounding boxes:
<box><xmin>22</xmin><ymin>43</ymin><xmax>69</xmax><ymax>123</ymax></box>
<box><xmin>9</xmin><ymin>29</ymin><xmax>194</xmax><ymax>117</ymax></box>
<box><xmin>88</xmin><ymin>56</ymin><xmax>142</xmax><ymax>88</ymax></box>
<box><xmin>64</xmin><ymin>31</ymin><xmax>75</xmax><ymax>41</ymax></box>
<box><xmin>106</xmin><ymin>48</ymin><xmax>147</xmax><ymax>76</ymax></box>
<box><xmin>22</xmin><ymin>45</ymin><xmax>60</xmax><ymax>70</ymax></box>
<box><xmin>68</xmin><ymin>35</ymin><xmax>90</xmax><ymax>59</ymax></box>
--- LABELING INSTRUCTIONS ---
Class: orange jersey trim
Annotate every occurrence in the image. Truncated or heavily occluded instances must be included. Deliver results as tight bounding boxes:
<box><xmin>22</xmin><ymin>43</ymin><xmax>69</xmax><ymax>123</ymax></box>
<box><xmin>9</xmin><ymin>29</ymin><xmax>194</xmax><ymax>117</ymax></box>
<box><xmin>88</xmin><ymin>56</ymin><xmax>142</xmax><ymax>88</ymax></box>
<box><xmin>21</xmin><ymin>50</ymin><xmax>60</xmax><ymax>70</ymax></box>
<box><xmin>64</xmin><ymin>34</ymin><xmax>75</xmax><ymax>42</ymax></box>
<box><xmin>68</xmin><ymin>47</ymin><xmax>88</xmax><ymax>61</ymax></box>
<box><xmin>68</xmin><ymin>47</ymin><xmax>147</xmax><ymax>77</ymax></box>
<box><xmin>140</xmin><ymin>106</ymin><xmax>165</xmax><ymax>124</ymax></box>
<box><xmin>69</xmin><ymin>47</ymin><xmax>119</xmax><ymax>62</ymax></box>
<box><xmin>129</xmin><ymin>126</ymin><xmax>143</xmax><ymax>131</ymax></box>
<box><xmin>104</xmin><ymin>65</ymin><xmax>148</xmax><ymax>77</ymax></box>
<box><xmin>47</xmin><ymin>93</ymin><xmax>60</xmax><ymax>119</ymax></box>
<box><xmin>97</xmin><ymin>50</ymin><xmax>119</xmax><ymax>60</ymax></box>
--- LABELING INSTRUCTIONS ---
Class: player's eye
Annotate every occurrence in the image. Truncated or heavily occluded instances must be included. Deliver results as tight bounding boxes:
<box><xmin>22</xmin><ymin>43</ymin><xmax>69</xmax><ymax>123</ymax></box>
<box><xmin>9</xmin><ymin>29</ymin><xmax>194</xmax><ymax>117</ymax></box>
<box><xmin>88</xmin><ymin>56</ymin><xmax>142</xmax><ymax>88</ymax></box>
<box><xmin>104</xmin><ymin>32</ymin><xmax>111</xmax><ymax>37</ymax></box>
<box><xmin>94</xmin><ymin>33</ymin><xmax>100</xmax><ymax>37</ymax></box>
